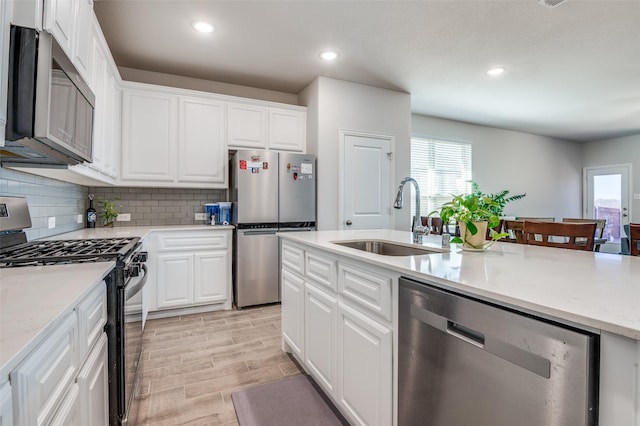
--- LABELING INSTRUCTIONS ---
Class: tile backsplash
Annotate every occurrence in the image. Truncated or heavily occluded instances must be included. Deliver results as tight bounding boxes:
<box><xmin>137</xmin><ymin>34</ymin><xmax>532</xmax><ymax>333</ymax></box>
<box><xmin>88</xmin><ymin>187</ymin><xmax>227</xmax><ymax>227</ymax></box>
<box><xmin>0</xmin><ymin>168</ymin><xmax>88</xmax><ymax>240</ymax></box>
<box><xmin>1</xmin><ymin>167</ymin><xmax>228</xmax><ymax>239</ymax></box>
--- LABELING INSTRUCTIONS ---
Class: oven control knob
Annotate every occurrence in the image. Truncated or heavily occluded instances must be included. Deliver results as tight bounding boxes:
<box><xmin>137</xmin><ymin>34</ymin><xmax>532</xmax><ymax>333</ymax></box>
<box><xmin>127</xmin><ymin>265</ymin><xmax>140</xmax><ymax>278</ymax></box>
<box><xmin>134</xmin><ymin>252</ymin><xmax>148</xmax><ymax>263</ymax></box>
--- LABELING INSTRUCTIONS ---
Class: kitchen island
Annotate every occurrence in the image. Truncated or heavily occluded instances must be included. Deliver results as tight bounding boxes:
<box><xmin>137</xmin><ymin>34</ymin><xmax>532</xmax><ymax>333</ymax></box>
<box><xmin>278</xmin><ymin>229</ymin><xmax>640</xmax><ymax>426</ymax></box>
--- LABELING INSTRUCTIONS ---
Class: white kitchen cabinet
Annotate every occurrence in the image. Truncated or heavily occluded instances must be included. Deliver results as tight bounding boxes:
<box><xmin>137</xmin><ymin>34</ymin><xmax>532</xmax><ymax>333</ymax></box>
<box><xmin>227</xmin><ymin>103</ymin><xmax>306</xmax><ymax>152</ymax></box>
<box><xmin>0</xmin><ymin>0</ymin><xmax>12</xmax><ymax>146</ymax></box>
<box><xmin>281</xmin><ymin>268</ymin><xmax>305</xmax><ymax>361</ymax></box>
<box><xmin>43</xmin><ymin>0</ymin><xmax>75</xmax><ymax>56</ymax></box>
<box><xmin>49</xmin><ymin>384</ymin><xmax>80</xmax><ymax>426</ymax></box>
<box><xmin>43</xmin><ymin>0</ymin><xmax>93</xmax><ymax>83</ymax></box>
<box><xmin>337</xmin><ymin>301</ymin><xmax>392</xmax><ymax>426</ymax></box>
<box><xmin>149</xmin><ymin>229</ymin><xmax>232</xmax><ymax>314</ymax></box>
<box><xmin>178</xmin><ymin>97</ymin><xmax>227</xmax><ymax>184</ymax></box>
<box><xmin>121</xmin><ymin>87</ymin><xmax>177</xmax><ymax>183</ymax></box>
<box><xmin>267</xmin><ymin>107</ymin><xmax>306</xmax><ymax>152</ymax></box>
<box><xmin>156</xmin><ymin>253</ymin><xmax>194</xmax><ymax>309</ymax></box>
<box><xmin>304</xmin><ymin>281</ymin><xmax>338</xmax><ymax>399</ymax></box>
<box><xmin>11</xmin><ymin>312</ymin><xmax>78</xmax><ymax>426</ymax></box>
<box><xmin>227</xmin><ymin>103</ymin><xmax>267</xmax><ymax>149</ymax></box>
<box><xmin>76</xmin><ymin>333</ymin><xmax>108</xmax><ymax>426</ymax></box>
<box><xmin>76</xmin><ymin>281</ymin><xmax>107</xmax><ymax>362</ymax></box>
<box><xmin>0</xmin><ymin>381</ymin><xmax>12</xmax><ymax>426</ymax></box>
<box><xmin>121</xmin><ymin>82</ymin><xmax>228</xmax><ymax>188</ymax></box>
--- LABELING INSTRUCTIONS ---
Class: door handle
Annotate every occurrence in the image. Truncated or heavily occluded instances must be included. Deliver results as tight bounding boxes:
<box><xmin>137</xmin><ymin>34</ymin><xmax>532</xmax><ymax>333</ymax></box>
<box><xmin>346</xmin><ymin>220</ymin><xmax>352</xmax><ymax>226</ymax></box>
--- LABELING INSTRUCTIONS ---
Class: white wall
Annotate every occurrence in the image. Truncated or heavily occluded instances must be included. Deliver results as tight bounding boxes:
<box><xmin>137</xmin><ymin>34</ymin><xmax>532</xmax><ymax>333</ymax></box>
<box><xmin>300</xmin><ymin>77</ymin><xmax>411</xmax><ymax>231</ymax></box>
<box><xmin>411</xmin><ymin>114</ymin><xmax>583</xmax><ymax>220</ymax></box>
<box><xmin>582</xmin><ymin>134</ymin><xmax>640</xmax><ymax>223</ymax></box>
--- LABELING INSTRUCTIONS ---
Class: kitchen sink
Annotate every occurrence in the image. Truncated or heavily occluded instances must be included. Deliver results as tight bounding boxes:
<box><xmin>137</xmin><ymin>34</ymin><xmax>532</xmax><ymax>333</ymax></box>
<box><xmin>331</xmin><ymin>239</ymin><xmax>445</xmax><ymax>256</ymax></box>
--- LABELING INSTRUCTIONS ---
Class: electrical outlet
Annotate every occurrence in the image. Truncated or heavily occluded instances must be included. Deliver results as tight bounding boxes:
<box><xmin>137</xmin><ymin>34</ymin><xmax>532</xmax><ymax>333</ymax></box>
<box><xmin>634</xmin><ymin>193</ymin><xmax>640</xmax><ymax>200</ymax></box>
<box><xmin>117</xmin><ymin>213</ymin><xmax>131</xmax><ymax>221</ymax></box>
<box><xmin>77</xmin><ymin>214</ymin><xmax>83</xmax><ymax>224</ymax></box>
<box><xmin>195</xmin><ymin>213</ymin><xmax>207</xmax><ymax>220</ymax></box>
<box><xmin>48</xmin><ymin>217</ymin><xmax>55</xmax><ymax>229</ymax></box>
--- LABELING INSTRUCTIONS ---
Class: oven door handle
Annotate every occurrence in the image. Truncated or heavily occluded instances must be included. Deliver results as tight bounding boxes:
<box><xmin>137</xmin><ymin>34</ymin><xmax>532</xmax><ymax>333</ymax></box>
<box><xmin>125</xmin><ymin>264</ymin><xmax>148</xmax><ymax>301</ymax></box>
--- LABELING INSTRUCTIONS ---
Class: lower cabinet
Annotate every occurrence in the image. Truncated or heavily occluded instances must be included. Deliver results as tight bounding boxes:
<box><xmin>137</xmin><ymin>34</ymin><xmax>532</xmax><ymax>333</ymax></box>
<box><xmin>337</xmin><ymin>302</ymin><xmax>392</xmax><ymax>426</ymax></box>
<box><xmin>281</xmin><ymin>268</ymin><xmax>305</xmax><ymax>360</ymax></box>
<box><xmin>77</xmin><ymin>334</ymin><xmax>109</xmax><ymax>426</ymax></box>
<box><xmin>280</xmin><ymin>240</ymin><xmax>395</xmax><ymax>426</ymax></box>
<box><xmin>10</xmin><ymin>281</ymin><xmax>108</xmax><ymax>426</ymax></box>
<box><xmin>149</xmin><ymin>229</ymin><xmax>232</xmax><ymax>313</ymax></box>
<box><xmin>0</xmin><ymin>381</ymin><xmax>13</xmax><ymax>426</ymax></box>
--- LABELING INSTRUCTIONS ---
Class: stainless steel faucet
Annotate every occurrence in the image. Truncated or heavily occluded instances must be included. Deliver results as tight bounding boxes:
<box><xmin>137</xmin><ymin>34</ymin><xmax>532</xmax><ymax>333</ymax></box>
<box><xmin>394</xmin><ymin>177</ymin><xmax>426</xmax><ymax>243</ymax></box>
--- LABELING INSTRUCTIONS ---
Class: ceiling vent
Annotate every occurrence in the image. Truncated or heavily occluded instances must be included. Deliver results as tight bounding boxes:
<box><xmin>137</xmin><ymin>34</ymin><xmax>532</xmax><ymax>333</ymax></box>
<box><xmin>538</xmin><ymin>0</ymin><xmax>570</xmax><ymax>8</ymax></box>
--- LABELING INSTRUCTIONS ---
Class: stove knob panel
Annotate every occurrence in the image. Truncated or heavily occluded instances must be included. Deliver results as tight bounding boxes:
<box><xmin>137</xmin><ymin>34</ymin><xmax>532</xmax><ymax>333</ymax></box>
<box><xmin>134</xmin><ymin>252</ymin><xmax>148</xmax><ymax>263</ymax></box>
<box><xmin>127</xmin><ymin>265</ymin><xmax>140</xmax><ymax>278</ymax></box>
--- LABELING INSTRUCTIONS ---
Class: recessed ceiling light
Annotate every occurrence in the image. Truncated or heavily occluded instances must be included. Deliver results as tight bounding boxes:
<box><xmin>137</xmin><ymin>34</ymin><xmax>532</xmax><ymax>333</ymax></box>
<box><xmin>487</xmin><ymin>67</ymin><xmax>505</xmax><ymax>76</ymax></box>
<box><xmin>192</xmin><ymin>21</ymin><xmax>215</xmax><ymax>34</ymax></box>
<box><xmin>320</xmin><ymin>51</ymin><xmax>339</xmax><ymax>61</ymax></box>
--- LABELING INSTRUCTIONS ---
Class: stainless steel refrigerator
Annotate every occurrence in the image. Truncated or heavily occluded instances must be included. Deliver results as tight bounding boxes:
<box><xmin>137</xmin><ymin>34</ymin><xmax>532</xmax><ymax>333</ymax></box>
<box><xmin>231</xmin><ymin>150</ymin><xmax>316</xmax><ymax>308</ymax></box>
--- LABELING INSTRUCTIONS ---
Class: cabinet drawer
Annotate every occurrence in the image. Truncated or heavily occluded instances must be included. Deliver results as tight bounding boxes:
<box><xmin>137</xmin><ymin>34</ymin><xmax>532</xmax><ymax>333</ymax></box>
<box><xmin>157</xmin><ymin>231</ymin><xmax>229</xmax><ymax>251</ymax></box>
<box><xmin>77</xmin><ymin>281</ymin><xmax>107</xmax><ymax>361</ymax></box>
<box><xmin>305</xmin><ymin>251</ymin><xmax>337</xmax><ymax>291</ymax></box>
<box><xmin>11</xmin><ymin>312</ymin><xmax>78</xmax><ymax>426</ymax></box>
<box><xmin>338</xmin><ymin>264</ymin><xmax>392</xmax><ymax>322</ymax></box>
<box><xmin>281</xmin><ymin>241</ymin><xmax>305</xmax><ymax>275</ymax></box>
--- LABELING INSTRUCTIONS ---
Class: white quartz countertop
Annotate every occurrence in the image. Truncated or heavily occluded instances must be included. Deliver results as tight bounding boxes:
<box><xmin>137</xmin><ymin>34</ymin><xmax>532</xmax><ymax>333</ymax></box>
<box><xmin>278</xmin><ymin>229</ymin><xmax>640</xmax><ymax>340</ymax></box>
<box><xmin>0</xmin><ymin>262</ymin><xmax>114</xmax><ymax>377</ymax></box>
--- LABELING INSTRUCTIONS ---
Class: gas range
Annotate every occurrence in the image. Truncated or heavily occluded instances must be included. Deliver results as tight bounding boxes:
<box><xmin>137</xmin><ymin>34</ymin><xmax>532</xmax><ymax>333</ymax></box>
<box><xmin>0</xmin><ymin>237</ymin><xmax>140</xmax><ymax>267</ymax></box>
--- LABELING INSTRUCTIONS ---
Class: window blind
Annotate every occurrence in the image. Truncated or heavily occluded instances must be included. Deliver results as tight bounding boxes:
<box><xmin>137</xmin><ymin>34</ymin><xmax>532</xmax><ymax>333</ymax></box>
<box><xmin>410</xmin><ymin>138</ymin><xmax>472</xmax><ymax>220</ymax></box>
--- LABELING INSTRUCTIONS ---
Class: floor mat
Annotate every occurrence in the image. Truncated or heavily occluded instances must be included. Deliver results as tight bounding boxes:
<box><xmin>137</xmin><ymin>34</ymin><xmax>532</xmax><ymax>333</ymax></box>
<box><xmin>231</xmin><ymin>374</ymin><xmax>349</xmax><ymax>426</ymax></box>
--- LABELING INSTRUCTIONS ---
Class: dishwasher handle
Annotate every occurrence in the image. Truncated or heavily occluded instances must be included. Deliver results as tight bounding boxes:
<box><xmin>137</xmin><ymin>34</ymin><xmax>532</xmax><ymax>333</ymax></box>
<box><xmin>410</xmin><ymin>304</ymin><xmax>551</xmax><ymax>378</ymax></box>
<box><xmin>240</xmin><ymin>230</ymin><xmax>278</xmax><ymax>236</ymax></box>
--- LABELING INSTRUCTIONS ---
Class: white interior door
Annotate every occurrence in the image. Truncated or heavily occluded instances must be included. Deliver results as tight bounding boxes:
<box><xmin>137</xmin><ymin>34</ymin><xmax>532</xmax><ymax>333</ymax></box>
<box><xmin>341</xmin><ymin>131</ymin><xmax>393</xmax><ymax>230</ymax></box>
<box><xmin>584</xmin><ymin>164</ymin><xmax>631</xmax><ymax>253</ymax></box>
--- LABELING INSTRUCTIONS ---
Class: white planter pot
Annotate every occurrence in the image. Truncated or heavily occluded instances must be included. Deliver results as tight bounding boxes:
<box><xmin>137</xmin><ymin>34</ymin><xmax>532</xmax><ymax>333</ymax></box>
<box><xmin>459</xmin><ymin>221</ymin><xmax>488</xmax><ymax>249</ymax></box>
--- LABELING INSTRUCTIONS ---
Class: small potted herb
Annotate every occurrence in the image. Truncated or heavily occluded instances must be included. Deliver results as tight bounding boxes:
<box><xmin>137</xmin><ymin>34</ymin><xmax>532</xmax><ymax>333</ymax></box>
<box><xmin>98</xmin><ymin>197</ymin><xmax>121</xmax><ymax>227</ymax></box>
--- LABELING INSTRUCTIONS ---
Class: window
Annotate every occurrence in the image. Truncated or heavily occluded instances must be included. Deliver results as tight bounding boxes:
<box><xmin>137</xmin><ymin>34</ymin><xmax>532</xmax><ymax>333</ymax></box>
<box><xmin>410</xmin><ymin>137</ymin><xmax>472</xmax><ymax>219</ymax></box>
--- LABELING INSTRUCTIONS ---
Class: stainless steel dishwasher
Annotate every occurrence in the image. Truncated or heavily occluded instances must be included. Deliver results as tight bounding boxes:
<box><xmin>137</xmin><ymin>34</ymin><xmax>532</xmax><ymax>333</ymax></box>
<box><xmin>398</xmin><ymin>277</ymin><xmax>599</xmax><ymax>426</ymax></box>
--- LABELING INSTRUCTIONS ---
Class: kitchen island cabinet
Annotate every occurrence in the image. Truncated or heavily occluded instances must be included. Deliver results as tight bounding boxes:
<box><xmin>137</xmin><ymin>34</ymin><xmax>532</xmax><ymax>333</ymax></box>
<box><xmin>279</xmin><ymin>229</ymin><xmax>640</xmax><ymax>426</ymax></box>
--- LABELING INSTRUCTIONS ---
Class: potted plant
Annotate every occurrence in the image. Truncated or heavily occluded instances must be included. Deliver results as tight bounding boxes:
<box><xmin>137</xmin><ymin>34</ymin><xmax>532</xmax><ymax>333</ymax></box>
<box><xmin>431</xmin><ymin>184</ymin><xmax>524</xmax><ymax>250</ymax></box>
<box><xmin>97</xmin><ymin>197</ymin><xmax>121</xmax><ymax>227</ymax></box>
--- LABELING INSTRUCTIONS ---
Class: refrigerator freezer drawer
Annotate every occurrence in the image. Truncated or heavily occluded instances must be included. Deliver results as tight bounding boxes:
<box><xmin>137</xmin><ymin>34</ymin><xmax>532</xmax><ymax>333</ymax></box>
<box><xmin>235</xmin><ymin>229</ymin><xmax>279</xmax><ymax>308</ymax></box>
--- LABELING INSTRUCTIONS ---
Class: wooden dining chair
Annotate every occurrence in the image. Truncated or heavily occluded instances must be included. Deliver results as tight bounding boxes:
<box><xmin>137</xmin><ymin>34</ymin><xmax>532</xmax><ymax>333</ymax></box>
<box><xmin>426</xmin><ymin>217</ymin><xmax>445</xmax><ymax>235</ymax></box>
<box><xmin>562</xmin><ymin>218</ymin><xmax>607</xmax><ymax>251</ymax></box>
<box><xmin>523</xmin><ymin>221</ymin><xmax>596</xmax><ymax>251</ymax></box>
<box><xmin>503</xmin><ymin>220</ymin><xmax>525</xmax><ymax>243</ymax></box>
<box><xmin>485</xmin><ymin>219</ymin><xmax>504</xmax><ymax>240</ymax></box>
<box><xmin>516</xmin><ymin>216</ymin><xmax>555</xmax><ymax>222</ymax></box>
<box><xmin>629</xmin><ymin>223</ymin><xmax>640</xmax><ymax>256</ymax></box>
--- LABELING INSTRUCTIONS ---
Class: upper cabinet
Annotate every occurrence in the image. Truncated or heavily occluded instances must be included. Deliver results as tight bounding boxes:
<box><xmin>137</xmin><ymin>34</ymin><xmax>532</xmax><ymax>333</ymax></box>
<box><xmin>43</xmin><ymin>0</ymin><xmax>94</xmax><ymax>84</ymax></box>
<box><xmin>227</xmin><ymin>102</ymin><xmax>306</xmax><ymax>152</ymax></box>
<box><xmin>120</xmin><ymin>82</ymin><xmax>228</xmax><ymax>188</ymax></box>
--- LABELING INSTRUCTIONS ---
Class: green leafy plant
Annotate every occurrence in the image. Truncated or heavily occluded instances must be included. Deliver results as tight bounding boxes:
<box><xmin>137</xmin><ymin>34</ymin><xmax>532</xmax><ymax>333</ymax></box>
<box><xmin>470</xmin><ymin>181</ymin><xmax>526</xmax><ymax>217</ymax></box>
<box><xmin>429</xmin><ymin>183</ymin><xmax>525</xmax><ymax>247</ymax></box>
<box><xmin>97</xmin><ymin>197</ymin><xmax>121</xmax><ymax>226</ymax></box>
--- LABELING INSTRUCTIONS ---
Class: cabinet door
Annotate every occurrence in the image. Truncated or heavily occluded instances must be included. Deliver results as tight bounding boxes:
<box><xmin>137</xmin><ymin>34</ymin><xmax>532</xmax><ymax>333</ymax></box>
<box><xmin>72</xmin><ymin>0</ymin><xmax>93</xmax><ymax>82</ymax></box>
<box><xmin>337</xmin><ymin>302</ymin><xmax>392</xmax><ymax>426</ymax></box>
<box><xmin>77</xmin><ymin>334</ymin><xmax>108</xmax><ymax>426</ymax></box>
<box><xmin>50</xmin><ymin>384</ymin><xmax>80</xmax><ymax>426</ymax></box>
<box><xmin>267</xmin><ymin>108</ymin><xmax>306</xmax><ymax>152</ymax></box>
<box><xmin>305</xmin><ymin>282</ymin><xmax>338</xmax><ymax>398</ymax></box>
<box><xmin>156</xmin><ymin>253</ymin><xmax>193</xmax><ymax>309</ymax></box>
<box><xmin>193</xmin><ymin>251</ymin><xmax>229</xmax><ymax>304</ymax></box>
<box><xmin>11</xmin><ymin>312</ymin><xmax>78</xmax><ymax>426</ymax></box>
<box><xmin>43</xmin><ymin>0</ymin><xmax>75</xmax><ymax>56</ymax></box>
<box><xmin>89</xmin><ymin>36</ymin><xmax>106</xmax><ymax>172</ymax></box>
<box><xmin>227</xmin><ymin>103</ymin><xmax>267</xmax><ymax>149</ymax></box>
<box><xmin>178</xmin><ymin>97</ymin><xmax>227</xmax><ymax>184</ymax></box>
<box><xmin>0</xmin><ymin>381</ymin><xmax>12</xmax><ymax>426</ymax></box>
<box><xmin>281</xmin><ymin>269</ymin><xmax>305</xmax><ymax>361</ymax></box>
<box><xmin>121</xmin><ymin>89</ymin><xmax>176</xmax><ymax>182</ymax></box>
<box><xmin>106</xmin><ymin>74</ymin><xmax>121</xmax><ymax>178</ymax></box>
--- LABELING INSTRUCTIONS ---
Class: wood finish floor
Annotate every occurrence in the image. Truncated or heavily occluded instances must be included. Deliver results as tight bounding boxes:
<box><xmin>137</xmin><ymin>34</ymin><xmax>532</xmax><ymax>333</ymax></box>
<box><xmin>137</xmin><ymin>304</ymin><xmax>302</xmax><ymax>425</ymax></box>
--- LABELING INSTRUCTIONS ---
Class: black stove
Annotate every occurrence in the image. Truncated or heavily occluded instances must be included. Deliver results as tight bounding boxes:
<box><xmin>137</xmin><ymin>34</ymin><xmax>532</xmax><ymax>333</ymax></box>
<box><xmin>0</xmin><ymin>237</ymin><xmax>140</xmax><ymax>267</ymax></box>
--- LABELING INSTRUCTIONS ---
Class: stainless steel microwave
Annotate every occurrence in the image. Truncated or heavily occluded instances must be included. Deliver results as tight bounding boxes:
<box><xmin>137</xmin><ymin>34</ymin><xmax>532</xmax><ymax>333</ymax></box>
<box><xmin>2</xmin><ymin>25</ymin><xmax>95</xmax><ymax>167</ymax></box>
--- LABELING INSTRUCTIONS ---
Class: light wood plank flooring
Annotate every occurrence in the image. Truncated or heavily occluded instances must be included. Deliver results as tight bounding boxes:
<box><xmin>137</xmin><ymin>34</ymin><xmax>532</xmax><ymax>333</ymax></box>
<box><xmin>137</xmin><ymin>304</ymin><xmax>302</xmax><ymax>425</ymax></box>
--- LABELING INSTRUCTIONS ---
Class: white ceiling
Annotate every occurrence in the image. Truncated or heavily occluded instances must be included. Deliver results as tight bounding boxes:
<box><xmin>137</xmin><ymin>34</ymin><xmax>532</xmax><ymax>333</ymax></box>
<box><xmin>93</xmin><ymin>0</ymin><xmax>640</xmax><ymax>143</ymax></box>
